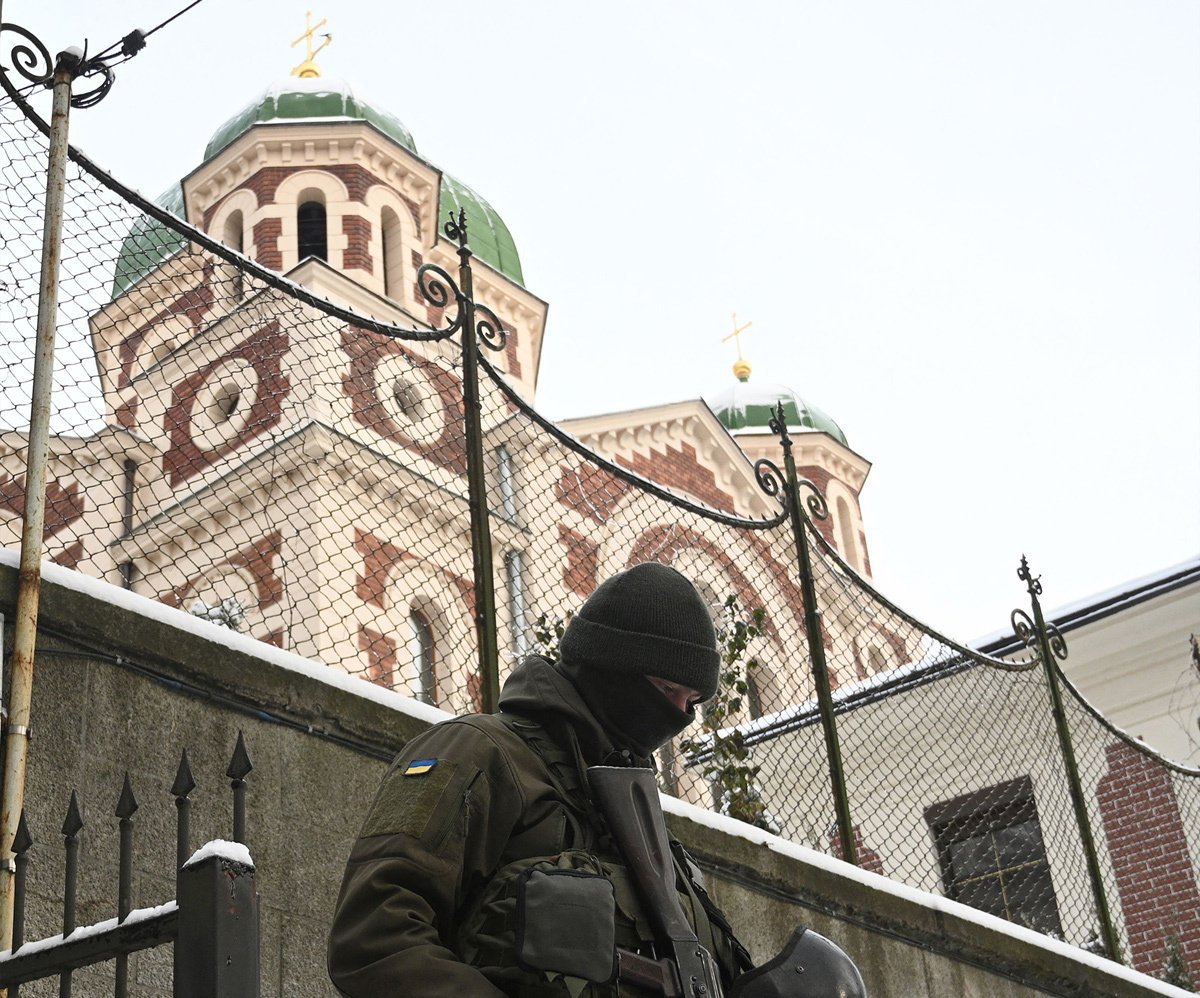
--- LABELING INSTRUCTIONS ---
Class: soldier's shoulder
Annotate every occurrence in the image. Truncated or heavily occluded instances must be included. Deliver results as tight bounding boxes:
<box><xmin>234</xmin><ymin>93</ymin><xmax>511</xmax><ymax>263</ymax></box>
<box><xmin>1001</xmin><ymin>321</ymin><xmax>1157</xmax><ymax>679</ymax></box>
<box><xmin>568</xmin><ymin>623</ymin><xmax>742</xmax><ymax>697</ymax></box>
<box><xmin>396</xmin><ymin>713</ymin><xmax>534</xmax><ymax>770</ymax></box>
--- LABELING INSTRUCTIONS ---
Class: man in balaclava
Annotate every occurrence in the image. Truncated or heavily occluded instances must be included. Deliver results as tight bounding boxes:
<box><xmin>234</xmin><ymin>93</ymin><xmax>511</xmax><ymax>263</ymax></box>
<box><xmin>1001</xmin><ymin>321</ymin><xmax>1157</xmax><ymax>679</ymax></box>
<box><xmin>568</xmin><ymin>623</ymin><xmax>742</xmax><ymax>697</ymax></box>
<box><xmin>329</xmin><ymin>563</ymin><xmax>752</xmax><ymax>998</ymax></box>
<box><xmin>558</xmin><ymin>561</ymin><xmax>721</xmax><ymax>759</ymax></box>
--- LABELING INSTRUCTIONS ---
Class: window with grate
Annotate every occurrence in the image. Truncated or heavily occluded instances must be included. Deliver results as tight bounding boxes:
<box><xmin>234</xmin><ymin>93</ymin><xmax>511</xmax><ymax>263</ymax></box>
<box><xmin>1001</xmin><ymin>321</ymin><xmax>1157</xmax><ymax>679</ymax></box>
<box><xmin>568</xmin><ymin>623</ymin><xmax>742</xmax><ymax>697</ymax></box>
<box><xmin>925</xmin><ymin>776</ymin><xmax>1063</xmax><ymax>936</ymax></box>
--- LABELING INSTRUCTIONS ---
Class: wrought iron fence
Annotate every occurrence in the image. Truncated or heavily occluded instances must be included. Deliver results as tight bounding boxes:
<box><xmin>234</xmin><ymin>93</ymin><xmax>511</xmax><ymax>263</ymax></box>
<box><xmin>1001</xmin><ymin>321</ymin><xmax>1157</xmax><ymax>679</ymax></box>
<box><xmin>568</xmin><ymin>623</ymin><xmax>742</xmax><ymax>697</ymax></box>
<box><xmin>0</xmin><ymin>735</ymin><xmax>259</xmax><ymax>997</ymax></box>
<box><xmin>0</xmin><ymin>28</ymin><xmax>1197</xmax><ymax>988</ymax></box>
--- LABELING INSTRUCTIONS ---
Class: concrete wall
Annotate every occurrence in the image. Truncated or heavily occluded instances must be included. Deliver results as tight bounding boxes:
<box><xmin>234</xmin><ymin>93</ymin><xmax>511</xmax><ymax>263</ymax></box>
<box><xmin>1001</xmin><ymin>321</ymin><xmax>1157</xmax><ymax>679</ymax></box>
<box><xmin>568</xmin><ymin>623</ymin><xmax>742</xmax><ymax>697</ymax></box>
<box><xmin>0</xmin><ymin>558</ymin><xmax>1189</xmax><ymax>997</ymax></box>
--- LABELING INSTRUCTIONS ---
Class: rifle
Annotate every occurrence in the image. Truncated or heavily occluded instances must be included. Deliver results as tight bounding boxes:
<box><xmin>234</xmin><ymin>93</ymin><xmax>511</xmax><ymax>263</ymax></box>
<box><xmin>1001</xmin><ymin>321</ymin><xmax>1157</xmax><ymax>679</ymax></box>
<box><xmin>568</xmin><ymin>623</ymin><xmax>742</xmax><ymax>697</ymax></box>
<box><xmin>588</xmin><ymin>766</ymin><xmax>724</xmax><ymax>998</ymax></box>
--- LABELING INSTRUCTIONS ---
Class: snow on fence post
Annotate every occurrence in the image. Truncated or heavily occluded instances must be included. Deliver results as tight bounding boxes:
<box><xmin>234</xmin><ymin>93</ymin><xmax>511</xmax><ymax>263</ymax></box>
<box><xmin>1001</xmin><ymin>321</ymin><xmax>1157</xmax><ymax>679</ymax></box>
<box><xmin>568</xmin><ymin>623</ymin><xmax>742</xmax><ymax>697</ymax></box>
<box><xmin>175</xmin><ymin>840</ymin><xmax>260</xmax><ymax>998</ymax></box>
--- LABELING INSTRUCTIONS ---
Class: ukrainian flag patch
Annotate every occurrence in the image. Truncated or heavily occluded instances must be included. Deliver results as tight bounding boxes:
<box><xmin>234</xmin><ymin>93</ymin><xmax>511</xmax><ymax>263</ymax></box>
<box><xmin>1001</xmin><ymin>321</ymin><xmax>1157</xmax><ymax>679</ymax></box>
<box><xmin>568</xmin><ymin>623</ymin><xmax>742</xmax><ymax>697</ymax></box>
<box><xmin>404</xmin><ymin>758</ymin><xmax>438</xmax><ymax>777</ymax></box>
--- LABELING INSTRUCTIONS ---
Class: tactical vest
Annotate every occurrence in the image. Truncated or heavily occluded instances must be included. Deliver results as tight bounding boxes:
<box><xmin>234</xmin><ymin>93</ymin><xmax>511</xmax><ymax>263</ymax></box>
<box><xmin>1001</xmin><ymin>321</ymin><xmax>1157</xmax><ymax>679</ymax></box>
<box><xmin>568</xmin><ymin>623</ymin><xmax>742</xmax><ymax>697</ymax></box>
<box><xmin>451</xmin><ymin>713</ymin><xmax>749</xmax><ymax>998</ymax></box>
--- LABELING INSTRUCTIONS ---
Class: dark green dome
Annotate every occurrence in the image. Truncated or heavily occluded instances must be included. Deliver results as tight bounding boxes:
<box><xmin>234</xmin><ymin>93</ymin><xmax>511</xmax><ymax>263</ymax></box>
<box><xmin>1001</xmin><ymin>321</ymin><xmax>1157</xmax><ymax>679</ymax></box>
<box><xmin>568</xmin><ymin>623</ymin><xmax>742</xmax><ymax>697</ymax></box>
<box><xmin>204</xmin><ymin>77</ymin><xmax>417</xmax><ymax>160</ymax></box>
<box><xmin>707</xmin><ymin>380</ymin><xmax>849</xmax><ymax>447</ymax></box>
<box><xmin>110</xmin><ymin>79</ymin><xmax>524</xmax><ymax>298</ymax></box>
<box><xmin>111</xmin><ymin>184</ymin><xmax>188</xmax><ymax>299</ymax></box>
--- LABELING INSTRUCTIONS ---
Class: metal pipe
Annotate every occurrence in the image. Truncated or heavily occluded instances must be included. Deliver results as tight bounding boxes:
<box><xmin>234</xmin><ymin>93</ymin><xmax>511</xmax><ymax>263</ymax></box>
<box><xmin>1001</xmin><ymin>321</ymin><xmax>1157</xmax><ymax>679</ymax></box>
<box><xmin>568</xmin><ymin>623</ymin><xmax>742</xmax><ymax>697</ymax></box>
<box><xmin>1020</xmin><ymin>559</ymin><xmax>1122</xmax><ymax>962</ymax></box>
<box><xmin>0</xmin><ymin>51</ymin><xmax>78</xmax><ymax>950</ymax></box>
<box><xmin>452</xmin><ymin>214</ymin><xmax>500</xmax><ymax>713</ymax></box>
<box><xmin>773</xmin><ymin>404</ymin><xmax>857</xmax><ymax>866</ymax></box>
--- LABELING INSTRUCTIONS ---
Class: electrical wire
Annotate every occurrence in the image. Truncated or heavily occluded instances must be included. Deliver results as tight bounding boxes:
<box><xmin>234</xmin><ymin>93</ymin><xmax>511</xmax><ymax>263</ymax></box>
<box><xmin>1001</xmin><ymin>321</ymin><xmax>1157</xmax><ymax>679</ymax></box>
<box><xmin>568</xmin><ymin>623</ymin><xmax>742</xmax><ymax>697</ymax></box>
<box><xmin>88</xmin><ymin>0</ymin><xmax>210</xmax><ymax>64</ymax></box>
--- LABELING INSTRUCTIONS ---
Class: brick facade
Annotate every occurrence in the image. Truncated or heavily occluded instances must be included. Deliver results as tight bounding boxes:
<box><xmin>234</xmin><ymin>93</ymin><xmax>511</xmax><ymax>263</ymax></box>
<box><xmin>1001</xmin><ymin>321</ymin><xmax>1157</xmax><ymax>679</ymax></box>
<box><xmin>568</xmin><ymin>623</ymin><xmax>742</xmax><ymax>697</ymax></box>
<box><xmin>162</xmin><ymin>323</ymin><xmax>291</xmax><ymax>486</ymax></box>
<box><xmin>618</xmin><ymin>442</ymin><xmax>735</xmax><ymax>513</ymax></box>
<box><xmin>340</xmin><ymin>326</ymin><xmax>468</xmax><ymax>475</ymax></box>
<box><xmin>1097</xmin><ymin>739</ymin><xmax>1200</xmax><ymax>977</ymax></box>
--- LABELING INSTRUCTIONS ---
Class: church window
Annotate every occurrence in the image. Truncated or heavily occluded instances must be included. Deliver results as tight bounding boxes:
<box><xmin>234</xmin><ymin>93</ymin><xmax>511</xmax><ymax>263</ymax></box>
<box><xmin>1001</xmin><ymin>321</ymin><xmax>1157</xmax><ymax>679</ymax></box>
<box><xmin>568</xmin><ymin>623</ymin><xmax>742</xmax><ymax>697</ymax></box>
<box><xmin>297</xmin><ymin>199</ymin><xmax>328</xmax><ymax>262</ymax></box>
<box><xmin>836</xmin><ymin>496</ymin><xmax>858</xmax><ymax>571</ymax></box>
<box><xmin>381</xmin><ymin>206</ymin><xmax>404</xmax><ymax>299</ymax></box>
<box><xmin>506</xmin><ymin>549</ymin><xmax>527</xmax><ymax>660</ymax></box>
<box><xmin>409</xmin><ymin>609</ymin><xmax>436</xmax><ymax>705</ymax></box>
<box><xmin>925</xmin><ymin>777</ymin><xmax>1062</xmax><ymax>936</ymax></box>
<box><xmin>867</xmin><ymin>645</ymin><xmax>887</xmax><ymax>674</ymax></box>
<box><xmin>497</xmin><ymin>445</ymin><xmax>516</xmax><ymax>519</ymax></box>
<box><xmin>391</xmin><ymin>378</ymin><xmax>426</xmax><ymax>421</ymax></box>
<box><xmin>223</xmin><ymin>210</ymin><xmax>244</xmax><ymax>299</ymax></box>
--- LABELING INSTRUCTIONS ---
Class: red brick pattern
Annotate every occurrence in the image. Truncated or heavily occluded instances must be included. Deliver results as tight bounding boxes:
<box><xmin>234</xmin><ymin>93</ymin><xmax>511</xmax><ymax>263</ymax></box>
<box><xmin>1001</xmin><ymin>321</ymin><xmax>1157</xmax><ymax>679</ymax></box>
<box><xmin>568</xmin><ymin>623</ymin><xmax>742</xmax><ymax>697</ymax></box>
<box><xmin>353</xmin><ymin>528</ymin><xmax>476</xmax><ymax>621</ymax></box>
<box><xmin>50</xmin><ymin>541</ymin><xmax>84</xmax><ymax>570</ymax></box>
<box><xmin>117</xmin><ymin>270</ymin><xmax>216</xmax><ymax>389</ymax></box>
<box><xmin>1097</xmin><ymin>739</ymin><xmax>1200</xmax><ymax>977</ymax></box>
<box><xmin>830</xmin><ymin>824</ymin><xmax>886</xmax><ymax>875</ymax></box>
<box><xmin>253</xmin><ymin>217</ymin><xmax>283</xmax><ymax>270</ymax></box>
<box><xmin>554</xmin><ymin>464</ymin><xmax>634</xmax><ymax>524</ymax></box>
<box><xmin>618</xmin><ymin>442</ymin><xmax>735</xmax><ymax>513</ymax></box>
<box><xmin>160</xmin><ymin>531</ymin><xmax>285</xmax><ymax>611</ymax></box>
<box><xmin>342</xmin><ymin>215</ymin><xmax>373</xmax><ymax>271</ymax></box>
<box><xmin>557</xmin><ymin>524</ymin><xmax>600</xmax><ymax>598</ymax></box>
<box><xmin>340</xmin><ymin>327</ymin><xmax>467</xmax><ymax>475</ymax></box>
<box><xmin>0</xmin><ymin>475</ymin><xmax>85</xmax><ymax>539</ymax></box>
<box><xmin>162</xmin><ymin>322</ymin><xmax>291</xmax><ymax>486</ymax></box>
<box><xmin>358</xmin><ymin>626</ymin><xmax>397</xmax><ymax>689</ymax></box>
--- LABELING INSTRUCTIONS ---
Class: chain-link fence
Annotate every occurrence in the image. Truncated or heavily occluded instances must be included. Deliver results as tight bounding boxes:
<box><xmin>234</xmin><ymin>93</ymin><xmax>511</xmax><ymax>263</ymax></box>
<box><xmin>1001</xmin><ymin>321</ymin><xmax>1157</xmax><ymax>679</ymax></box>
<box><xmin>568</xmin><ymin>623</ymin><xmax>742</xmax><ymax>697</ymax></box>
<box><xmin>1</xmin><ymin>59</ymin><xmax>1198</xmax><ymax>987</ymax></box>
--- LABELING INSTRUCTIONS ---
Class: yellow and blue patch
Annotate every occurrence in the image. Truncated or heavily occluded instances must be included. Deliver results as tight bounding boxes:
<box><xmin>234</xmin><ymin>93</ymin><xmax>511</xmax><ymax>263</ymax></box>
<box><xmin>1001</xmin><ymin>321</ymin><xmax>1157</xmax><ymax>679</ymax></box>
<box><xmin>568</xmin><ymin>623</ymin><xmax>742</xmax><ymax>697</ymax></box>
<box><xmin>404</xmin><ymin>758</ymin><xmax>438</xmax><ymax>777</ymax></box>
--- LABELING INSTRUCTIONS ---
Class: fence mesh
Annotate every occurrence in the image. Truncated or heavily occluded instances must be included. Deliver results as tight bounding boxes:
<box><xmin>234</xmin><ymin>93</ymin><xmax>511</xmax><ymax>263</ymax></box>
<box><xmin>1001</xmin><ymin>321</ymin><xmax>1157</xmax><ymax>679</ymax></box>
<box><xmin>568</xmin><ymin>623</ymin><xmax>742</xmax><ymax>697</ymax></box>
<box><xmin>1</xmin><ymin>71</ymin><xmax>1198</xmax><ymax>986</ymax></box>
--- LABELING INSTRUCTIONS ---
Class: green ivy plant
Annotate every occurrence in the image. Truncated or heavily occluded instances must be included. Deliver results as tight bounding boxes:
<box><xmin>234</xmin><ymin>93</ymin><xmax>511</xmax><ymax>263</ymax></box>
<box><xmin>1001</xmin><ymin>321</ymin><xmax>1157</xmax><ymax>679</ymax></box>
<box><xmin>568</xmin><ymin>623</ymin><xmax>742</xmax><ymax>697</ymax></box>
<box><xmin>532</xmin><ymin>609</ymin><xmax>573</xmax><ymax>661</ymax></box>
<box><xmin>680</xmin><ymin>595</ymin><xmax>775</xmax><ymax>831</ymax></box>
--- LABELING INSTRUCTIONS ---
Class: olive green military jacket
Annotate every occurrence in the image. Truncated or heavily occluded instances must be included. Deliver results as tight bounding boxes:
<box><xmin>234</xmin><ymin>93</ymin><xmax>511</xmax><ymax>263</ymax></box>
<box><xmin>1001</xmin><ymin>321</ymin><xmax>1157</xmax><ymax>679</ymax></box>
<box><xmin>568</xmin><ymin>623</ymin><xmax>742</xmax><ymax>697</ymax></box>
<box><xmin>328</xmin><ymin>657</ymin><xmax>743</xmax><ymax>998</ymax></box>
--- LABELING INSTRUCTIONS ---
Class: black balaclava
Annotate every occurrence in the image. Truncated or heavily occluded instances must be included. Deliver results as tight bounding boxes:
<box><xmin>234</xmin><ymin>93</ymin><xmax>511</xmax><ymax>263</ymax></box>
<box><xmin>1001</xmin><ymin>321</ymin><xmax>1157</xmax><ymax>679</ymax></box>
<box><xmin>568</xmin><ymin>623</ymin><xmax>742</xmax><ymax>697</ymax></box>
<box><xmin>558</xmin><ymin>563</ymin><xmax>720</xmax><ymax>758</ymax></box>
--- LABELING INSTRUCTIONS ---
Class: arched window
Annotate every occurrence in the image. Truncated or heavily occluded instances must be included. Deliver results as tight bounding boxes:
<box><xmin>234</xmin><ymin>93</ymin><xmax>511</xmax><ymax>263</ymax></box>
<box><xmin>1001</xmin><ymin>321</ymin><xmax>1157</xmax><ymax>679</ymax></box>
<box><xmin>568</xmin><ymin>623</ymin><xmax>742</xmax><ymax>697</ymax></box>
<box><xmin>506</xmin><ymin>550</ymin><xmax>527</xmax><ymax>659</ymax></box>
<box><xmin>409</xmin><ymin>610</ymin><xmax>436</xmax><ymax>705</ymax></box>
<box><xmin>297</xmin><ymin>200</ymin><xmax>327</xmax><ymax>262</ymax></box>
<box><xmin>836</xmin><ymin>496</ymin><xmax>858</xmax><ymax>571</ymax></box>
<box><xmin>222</xmin><ymin>210</ymin><xmax>244</xmax><ymax>299</ymax></box>
<box><xmin>381</xmin><ymin>206</ymin><xmax>404</xmax><ymax>299</ymax></box>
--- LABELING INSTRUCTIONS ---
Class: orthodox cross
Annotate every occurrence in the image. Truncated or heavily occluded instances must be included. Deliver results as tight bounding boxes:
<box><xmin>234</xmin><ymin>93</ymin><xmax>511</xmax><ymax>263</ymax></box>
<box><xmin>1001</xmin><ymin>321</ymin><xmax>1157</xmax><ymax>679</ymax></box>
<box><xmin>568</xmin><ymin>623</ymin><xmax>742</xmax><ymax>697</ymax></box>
<box><xmin>290</xmin><ymin>11</ymin><xmax>332</xmax><ymax>78</ymax></box>
<box><xmin>722</xmin><ymin>313</ymin><xmax>753</xmax><ymax>381</ymax></box>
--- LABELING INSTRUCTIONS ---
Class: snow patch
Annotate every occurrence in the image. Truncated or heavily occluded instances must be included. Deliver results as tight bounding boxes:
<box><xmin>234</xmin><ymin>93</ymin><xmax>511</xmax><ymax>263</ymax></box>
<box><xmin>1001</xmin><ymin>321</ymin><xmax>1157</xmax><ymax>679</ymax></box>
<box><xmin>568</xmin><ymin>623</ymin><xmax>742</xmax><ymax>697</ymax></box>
<box><xmin>184</xmin><ymin>839</ymin><xmax>253</xmax><ymax>869</ymax></box>
<box><xmin>0</xmin><ymin>549</ymin><xmax>450</xmax><ymax>728</ymax></box>
<box><xmin>0</xmin><ymin>901</ymin><xmax>177</xmax><ymax>961</ymax></box>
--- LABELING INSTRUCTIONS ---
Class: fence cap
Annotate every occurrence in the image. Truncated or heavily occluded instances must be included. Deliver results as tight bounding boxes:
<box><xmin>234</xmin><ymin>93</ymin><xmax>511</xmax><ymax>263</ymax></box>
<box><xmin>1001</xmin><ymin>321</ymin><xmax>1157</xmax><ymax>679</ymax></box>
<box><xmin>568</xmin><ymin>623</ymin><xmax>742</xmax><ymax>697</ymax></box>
<box><xmin>183</xmin><ymin>839</ymin><xmax>254</xmax><ymax>871</ymax></box>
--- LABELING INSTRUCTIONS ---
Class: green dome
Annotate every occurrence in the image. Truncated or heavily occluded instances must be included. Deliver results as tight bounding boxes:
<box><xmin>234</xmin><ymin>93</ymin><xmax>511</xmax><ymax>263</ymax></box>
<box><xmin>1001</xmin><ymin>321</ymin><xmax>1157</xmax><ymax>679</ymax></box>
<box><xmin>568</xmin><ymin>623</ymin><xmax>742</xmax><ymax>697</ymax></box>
<box><xmin>203</xmin><ymin>77</ymin><xmax>417</xmax><ymax>160</ymax></box>
<box><xmin>110</xmin><ymin>79</ymin><xmax>524</xmax><ymax>298</ymax></box>
<box><xmin>111</xmin><ymin>184</ymin><xmax>188</xmax><ymax>299</ymax></box>
<box><xmin>708</xmin><ymin>380</ymin><xmax>849</xmax><ymax>447</ymax></box>
<box><xmin>439</xmin><ymin>174</ymin><xmax>523</xmax><ymax>284</ymax></box>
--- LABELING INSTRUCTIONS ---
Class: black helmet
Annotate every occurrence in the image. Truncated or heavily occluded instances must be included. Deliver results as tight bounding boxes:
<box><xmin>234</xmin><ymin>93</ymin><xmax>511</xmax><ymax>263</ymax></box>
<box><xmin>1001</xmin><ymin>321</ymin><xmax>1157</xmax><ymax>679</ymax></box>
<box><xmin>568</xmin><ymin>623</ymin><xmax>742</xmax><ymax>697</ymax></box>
<box><xmin>730</xmin><ymin>927</ymin><xmax>867</xmax><ymax>998</ymax></box>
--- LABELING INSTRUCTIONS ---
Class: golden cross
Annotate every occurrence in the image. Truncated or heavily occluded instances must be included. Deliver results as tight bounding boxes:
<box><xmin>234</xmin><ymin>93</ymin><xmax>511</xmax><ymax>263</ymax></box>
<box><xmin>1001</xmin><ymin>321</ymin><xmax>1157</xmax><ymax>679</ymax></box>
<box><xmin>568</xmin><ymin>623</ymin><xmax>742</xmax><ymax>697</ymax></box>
<box><xmin>721</xmin><ymin>313</ymin><xmax>752</xmax><ymax>360</ymax></box>
<box><xmin>290</xmin><ymin>11</ymin><xmax>332</xmax><ymax>78</ymax></box>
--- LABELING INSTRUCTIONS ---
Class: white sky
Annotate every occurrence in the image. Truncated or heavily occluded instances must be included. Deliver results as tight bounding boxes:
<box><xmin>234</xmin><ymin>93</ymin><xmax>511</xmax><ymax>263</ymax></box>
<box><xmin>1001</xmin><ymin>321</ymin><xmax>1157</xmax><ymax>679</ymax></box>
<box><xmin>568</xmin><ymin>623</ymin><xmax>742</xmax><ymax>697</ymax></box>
<box><xmin>11</xmin><ymin>0</ymin><xmax>1200</xmax><ymax>646</ymax></box>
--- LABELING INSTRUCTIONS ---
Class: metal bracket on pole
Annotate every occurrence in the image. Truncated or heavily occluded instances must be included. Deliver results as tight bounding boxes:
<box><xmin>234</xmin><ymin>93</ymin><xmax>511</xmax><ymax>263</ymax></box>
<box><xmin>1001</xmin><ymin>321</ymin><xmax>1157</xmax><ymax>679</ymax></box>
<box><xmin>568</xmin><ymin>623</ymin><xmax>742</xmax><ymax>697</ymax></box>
<box><xmin>755</xmin><ymin>402</ymin><xmax>857</xmax><ymax>866</ymax></box>
<box><xmin>1011</xmin><ymin>556</ymin><xmax>1122</xmax><ymax>963</ymax></box>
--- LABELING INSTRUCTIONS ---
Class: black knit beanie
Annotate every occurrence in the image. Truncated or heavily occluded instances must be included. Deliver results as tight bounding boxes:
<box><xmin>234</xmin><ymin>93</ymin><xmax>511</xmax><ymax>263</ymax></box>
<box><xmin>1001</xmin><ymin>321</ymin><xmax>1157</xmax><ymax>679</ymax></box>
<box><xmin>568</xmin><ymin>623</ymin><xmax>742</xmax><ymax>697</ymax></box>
<box><xmin>559</xmin><ymin>563</ymin><xmax>720</xmax><ymax>701</ymax></box>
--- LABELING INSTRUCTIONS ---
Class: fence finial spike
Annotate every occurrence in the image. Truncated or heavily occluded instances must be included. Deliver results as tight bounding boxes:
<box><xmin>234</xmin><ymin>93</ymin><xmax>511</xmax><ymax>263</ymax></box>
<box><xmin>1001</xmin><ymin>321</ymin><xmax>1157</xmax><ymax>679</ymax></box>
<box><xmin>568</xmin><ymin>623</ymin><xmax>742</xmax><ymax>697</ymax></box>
<box><xmin>226</xmin><ymin>730</ymin><xmax>253</xmax><ymax>781</ymax></box>
<box><xmin>116</xmin><ymin>772</ymin><xmax>138</xmax><ymax>819</ymax></box>
<box><xmin>62</xmin><ymin>789</ymin><xmax>83</xmax><ymax>837</ymax></box>
<box><xmin>12</xmin><ymin>808</ymin><xmax>33</xmax><ymax>855</ymax></box>
<box><xmin>172</xmin><ymin>748</ymin><xmax>196</xmax><ymax>798</ymax></box>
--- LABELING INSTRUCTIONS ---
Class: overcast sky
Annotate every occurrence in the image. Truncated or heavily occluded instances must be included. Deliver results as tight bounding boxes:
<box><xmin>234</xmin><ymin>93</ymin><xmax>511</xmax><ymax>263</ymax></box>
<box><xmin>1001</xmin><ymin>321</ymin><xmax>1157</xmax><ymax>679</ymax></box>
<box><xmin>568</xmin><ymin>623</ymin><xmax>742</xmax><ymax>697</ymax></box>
<box><xmin>12</xmin><ymin>0</ymin><xmax>1200</xmax><ymax>646</ymax></box>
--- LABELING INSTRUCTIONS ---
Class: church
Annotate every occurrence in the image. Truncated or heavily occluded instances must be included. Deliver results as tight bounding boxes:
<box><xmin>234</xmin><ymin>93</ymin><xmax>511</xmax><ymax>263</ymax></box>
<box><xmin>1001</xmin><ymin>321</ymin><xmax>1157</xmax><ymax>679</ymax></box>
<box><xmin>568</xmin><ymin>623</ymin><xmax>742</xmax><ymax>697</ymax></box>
<box><xmin>0</xmin><ymin>50</ymin><xmax>894</xmax><ymax>730</ymax></box>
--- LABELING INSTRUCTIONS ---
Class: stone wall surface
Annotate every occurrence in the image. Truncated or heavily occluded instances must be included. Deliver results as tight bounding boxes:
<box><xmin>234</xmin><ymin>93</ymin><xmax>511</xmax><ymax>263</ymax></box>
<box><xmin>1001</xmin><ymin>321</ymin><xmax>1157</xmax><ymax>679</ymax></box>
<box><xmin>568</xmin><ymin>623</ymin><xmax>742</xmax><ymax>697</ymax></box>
<box><xmin>0</xmin><ymin>560</ymin><xmax>1186</xmax><ymax>998</ymax></box>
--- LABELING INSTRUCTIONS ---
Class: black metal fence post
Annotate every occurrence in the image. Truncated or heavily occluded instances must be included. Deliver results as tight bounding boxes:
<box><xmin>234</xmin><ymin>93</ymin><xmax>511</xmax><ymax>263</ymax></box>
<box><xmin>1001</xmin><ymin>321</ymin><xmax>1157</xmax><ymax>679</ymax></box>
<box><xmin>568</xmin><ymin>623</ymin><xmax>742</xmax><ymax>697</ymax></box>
<box><xmin>445</xmin><ymin>210</ymin><xmax>501</xmax><ymax>713</ymax></box>
<box><xmin>1011</xmin><ymin>556</ymin><xmax>1122</xmax><ymax>962</ymax></box>
<box><xmin>174</xmin><ymin>850</ymin><xmax>259</xmax><ymax>998</ymax></box>
<box><xmin>757</xmin><ymin>402</ymin><xmax>857</xmax><ymax>865</ymax></box>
